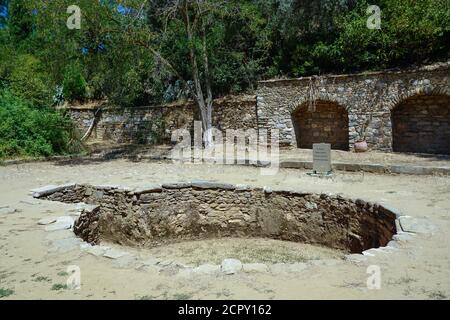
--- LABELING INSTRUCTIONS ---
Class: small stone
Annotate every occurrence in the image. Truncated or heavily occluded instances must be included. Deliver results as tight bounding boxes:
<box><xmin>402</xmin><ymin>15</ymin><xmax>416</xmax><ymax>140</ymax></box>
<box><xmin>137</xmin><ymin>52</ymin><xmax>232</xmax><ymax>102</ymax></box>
<box><xmin>235</xmin><ymin>184</ymin><xmax>251</xmax><ymax>191</ymax></box>
<box><xmin>86</xmin><ymin>246</ymin><xmax>108</xmax><ymax>257</ymax></box>
<box><xmin>393</xmin><ymin>232</ymin><xmax>415</xmax><ymax>242</ymax></box>
<box><xmin>45</xmin><ymin>216</ymin><xmax>74</xmax><ymax>232</ymax></box>
<box><xmin>399</xmin><ymin>216</ymin><xmax>437</xmax><ymax>234</ymax></box>
<box><xmin>0</xmin><ymin>207</ymin><xmax>16</xmax><ymax>215</ymax></box>
<box><xmin>243</xmin><ymin>263</ymin><xmax>269</xmax><ymax>273</ymax></box>
<box><xmin>305</xmin><ymin>202</ymin><xmax>318</xmax><ymax>210</ymax></box>
<box><xmin>192</xmin><ymin>181</ymin><xmax>236</xmax><ymax>190</ymax></box>
<box><xmin>38</xmin><ymin>217</ymin><xmax>57</xmax><ymax>225</ymax></box>
<box><xmin>79</xmin><ymin>243</ymin><xmax>92</xmax><ymax>250</ymax></box>
<box><xmin>77</xmin><ymin>204</ymin><xmax>99</xmax><ymax>213</ymax></box>
<box><xmin>157</xmin><ymin>260</ymin><xmax>174</xmax><ymax>267</ymax></box>
<box><xmin>344</xmin><ymin>254</ymin><xmax>368</xmax><ymax>264</ymax></box>
<box><xmin>103</xmin><ymin>248</ymin><xmax>129</xmax><ymax>259</ymax></box>
<box><xmin>134</xmin><ymin>184</ymin><xmax>163</xmax><ymax>194</ymax></box>
<box><xmin>263</xmin><ymin>186</ymin><xmax>273</xmax><ymax>194</ymax></box>
<box><xmin>162</xmin><ymin>182</ymin><xmax>192</xmax><ymax>189</ymax></box>
<box><xmin>221</xmin><ymin>259</ymin><xmax>243</xmax><ymax>275</ymax></box>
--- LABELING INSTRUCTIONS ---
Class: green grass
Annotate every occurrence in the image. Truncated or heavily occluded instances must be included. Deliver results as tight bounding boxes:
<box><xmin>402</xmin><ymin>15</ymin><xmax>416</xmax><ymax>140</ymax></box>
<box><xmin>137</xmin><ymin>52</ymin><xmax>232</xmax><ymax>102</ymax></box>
<box><xmin>33</xmin><ymin>276</ymin><xmax>51</xmax><ymax>282</ymax></box>
<box><xmin>0</xmin><ymin>288</ymin><xmax>14</xmax><ymax>298</ymax></box>
<box><xmin>427</xmin><ymin>290</ymin><xmax>447</xmax><ymax>300</ymax></box>
<box><xmin>51</xmin><ymin>283</ymin><xmax>68</xmax><ymax>291</ymax></box>
<box><xmin>173</xmin><ymin>293</ymin><xmax>192</xmax><ymax>300</ymax></box>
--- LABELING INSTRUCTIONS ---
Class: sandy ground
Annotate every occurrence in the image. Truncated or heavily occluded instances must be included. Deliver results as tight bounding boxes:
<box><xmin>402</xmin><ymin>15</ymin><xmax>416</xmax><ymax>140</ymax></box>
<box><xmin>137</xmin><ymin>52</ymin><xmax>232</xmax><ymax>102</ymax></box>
<box><xmin>0</xmin><ymin>159</ymin><xmax>449</xmax><ymax>300</ymax></box>
<box><xmin>84</xmin><ymin>144</ymin><xmax>450</xmax><ymax>167</ymax></box>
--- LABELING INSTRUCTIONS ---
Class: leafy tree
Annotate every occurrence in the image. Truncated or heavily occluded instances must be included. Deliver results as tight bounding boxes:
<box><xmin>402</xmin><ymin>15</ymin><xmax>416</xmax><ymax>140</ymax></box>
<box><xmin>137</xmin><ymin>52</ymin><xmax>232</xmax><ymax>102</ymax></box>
<box><xmin>62</xmin><ymin>62</ymin><xmax>88</xmax><ymax>102</ymax></box>
<box><xmin>0</xmin><ymin>90</ymin><xmax>74</xmax><ymax>158</ymax></box>
<box><xmin>6</xmin><ymin>54</ymin><xmax>52</xmax><ymax>108</ymax></box>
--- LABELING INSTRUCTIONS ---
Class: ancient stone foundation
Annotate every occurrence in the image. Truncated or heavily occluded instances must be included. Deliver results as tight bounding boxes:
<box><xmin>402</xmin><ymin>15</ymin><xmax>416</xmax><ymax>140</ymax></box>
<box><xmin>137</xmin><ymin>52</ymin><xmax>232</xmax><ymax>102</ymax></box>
<box><xmin>37</xmin><ymin>183</ymin><xmax>398</xmax><ymax>254</ymax></box>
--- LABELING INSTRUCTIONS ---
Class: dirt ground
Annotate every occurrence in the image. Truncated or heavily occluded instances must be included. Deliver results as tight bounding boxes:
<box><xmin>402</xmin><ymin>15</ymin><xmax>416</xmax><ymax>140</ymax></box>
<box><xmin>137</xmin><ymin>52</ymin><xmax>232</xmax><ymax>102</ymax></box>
<box><xmin>83</xmin><ymin>144</ymin><xmax>450</xmax><ymax>167</ymax></box>
<box><xmin>0</xmin><ymin>159</ymin><xmax>449</xmax><ymax>300</ymax></box>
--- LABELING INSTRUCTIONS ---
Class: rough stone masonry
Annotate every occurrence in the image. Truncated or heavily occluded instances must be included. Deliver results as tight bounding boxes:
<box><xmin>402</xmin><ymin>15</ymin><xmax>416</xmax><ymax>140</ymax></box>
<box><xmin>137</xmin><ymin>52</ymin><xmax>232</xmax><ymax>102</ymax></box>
<box><xmin>38</xmin><ymin>182</ymin><xmax>398</xmax><ymax>254</ymax></box>
<box><xmin>66</xmin><ymin>62</ymin><xmax>449</xmax><ymax>154</ymax></box>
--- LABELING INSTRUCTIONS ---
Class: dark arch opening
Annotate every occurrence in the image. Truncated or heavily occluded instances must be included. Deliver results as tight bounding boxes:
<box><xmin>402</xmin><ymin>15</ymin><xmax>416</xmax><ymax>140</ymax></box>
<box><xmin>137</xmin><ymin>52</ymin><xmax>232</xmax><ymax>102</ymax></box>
<box><xmin>391</xmin><ymin>94</ymin><xmax>450</xmax><ymax>155</ymax></box>
<box><xmin>291</xmin><ymin>100</ymin><xmax>349</xmax><ymax>151</ymax></box>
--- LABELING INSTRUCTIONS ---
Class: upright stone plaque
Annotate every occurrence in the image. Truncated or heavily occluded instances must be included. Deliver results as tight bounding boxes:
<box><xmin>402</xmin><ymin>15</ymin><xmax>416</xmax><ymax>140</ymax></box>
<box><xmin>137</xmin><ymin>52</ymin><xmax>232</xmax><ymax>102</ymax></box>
<box><xmin>313</xmin><ymin>143</ymin><xmax>332</xmax><ymax>174</ymax></box>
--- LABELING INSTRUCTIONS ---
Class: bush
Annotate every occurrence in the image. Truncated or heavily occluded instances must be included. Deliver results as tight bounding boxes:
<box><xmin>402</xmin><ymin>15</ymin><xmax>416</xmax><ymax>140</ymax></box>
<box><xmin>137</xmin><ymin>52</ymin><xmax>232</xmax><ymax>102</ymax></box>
<box><xmin>7</xmin><ymin>54</ymin><xmax>52</xmax><ymax>107</ymax></box>
<box><xmin>330</xmin><ymin>0</ymin><xmax>450</xmax><ymax>72</ymax></box>
<box><xmin>0</xmin><ymin>91</ymin><xmax>74</xmax><ymax>159</ymax></box>
<box><xmin>62</xmin><ymin>63</ymin><xmax>88</xmax><ymax>102</ymax></box>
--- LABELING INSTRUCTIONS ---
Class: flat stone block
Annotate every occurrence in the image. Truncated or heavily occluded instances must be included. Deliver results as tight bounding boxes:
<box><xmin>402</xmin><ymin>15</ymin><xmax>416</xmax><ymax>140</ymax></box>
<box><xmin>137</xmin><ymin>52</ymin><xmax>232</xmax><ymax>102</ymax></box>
<box><xmin>133</xmin><ymin>184</ymin><xmax>163</xmax><ymax>194</ymax></box>
<box><xmin>344</xmin><ymin>254</ymin><xmax>368</xmax><ymax>264</ymax></box>
<box><xmin>31</xmin><ymin>183</ymin><xmax>75</xmax><ymax>198</ymax></box>
<box><xmin>38</xmin><ymin>217</ymin><xmax>57</xmax><ymax>225</ymax></box>
<box><xmin>399</xmin><ymin>216</ymin><xmax>437</xmax><ymax>234</ymax></box>
<box><xmin>221</xmin><ymin>259</ymin><xmax>243</xmax><ymax>275</ymax></box>
<box><xmin>0</xmin><ymin>207</ymin><xmax>17</xmax><ymax>215</ymax></box>
<box><xmin>103</xmin><ymin>248</ymin><xmax>129</xmax><ymax>260</ymax></box>
<box><xmin>45</xmin><ymin>217</ymin><xmax>74</xmax><ymax>232</ymax></box>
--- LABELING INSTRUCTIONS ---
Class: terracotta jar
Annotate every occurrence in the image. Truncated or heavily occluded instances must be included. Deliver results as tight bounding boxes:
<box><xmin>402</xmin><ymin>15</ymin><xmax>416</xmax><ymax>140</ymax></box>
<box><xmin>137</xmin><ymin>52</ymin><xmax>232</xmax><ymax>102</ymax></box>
<box><xmin>354</xmin><ymin>141</ymin><xmax>369</xmax><ymax>153</ymax></box>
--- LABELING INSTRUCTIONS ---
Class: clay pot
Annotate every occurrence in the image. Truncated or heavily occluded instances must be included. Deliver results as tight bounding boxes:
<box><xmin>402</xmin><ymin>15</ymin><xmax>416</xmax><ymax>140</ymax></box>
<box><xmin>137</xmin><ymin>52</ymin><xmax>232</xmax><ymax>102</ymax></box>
<box><xmin>354</xmin><ymin>141</ymin><xmax>369</xmax><ymax>153</ymax></box>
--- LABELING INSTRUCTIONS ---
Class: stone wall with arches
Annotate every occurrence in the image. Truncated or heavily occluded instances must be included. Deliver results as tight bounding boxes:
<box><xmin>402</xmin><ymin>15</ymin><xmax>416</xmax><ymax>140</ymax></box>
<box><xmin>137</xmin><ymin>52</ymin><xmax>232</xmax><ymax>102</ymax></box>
<box><xmin>256</xmin><ymin>62</ymin><xmax>449</xmax><ymax>152</ymax></box>
<box><xmin>66</xmin><ymin>62</ymin><xmax>449</xmax><ymax>155</ymax></box>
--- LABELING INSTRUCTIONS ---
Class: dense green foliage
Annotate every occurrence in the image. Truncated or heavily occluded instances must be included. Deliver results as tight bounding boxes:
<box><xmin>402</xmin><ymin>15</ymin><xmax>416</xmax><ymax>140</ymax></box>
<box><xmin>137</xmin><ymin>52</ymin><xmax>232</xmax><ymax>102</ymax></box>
<box><xmin>2</xmin><ymin>0</ymin><xmax>446</xmax><ymax>106</ymax></box>
<box><xmin>0</xmin><ymin>91</ymin><xmax>74</xmax><ymax>158</ymax></box>
<box><xmin>62</xmin><ymin>63</ymin><xmax>88</xmax><ymax>101</ymax></box>
<box><xmin>0</xmin><ymin>0</ymin><xmax>448</xmax><ymax>156</ymax></box>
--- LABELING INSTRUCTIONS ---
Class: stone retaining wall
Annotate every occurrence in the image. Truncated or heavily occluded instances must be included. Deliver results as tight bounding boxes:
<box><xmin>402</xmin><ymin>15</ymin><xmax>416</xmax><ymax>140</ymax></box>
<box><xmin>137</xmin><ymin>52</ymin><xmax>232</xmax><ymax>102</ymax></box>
<box><xmin>67</xmin><ymin>95</ymin><xmax>257</xmax><ymax>145</ymax></box>
<box><xmin>65</xmin><ymin>63</ymin><xmax>449</xmax><ymax>154</ymax></box>
<box><xmin>38</xmin><ymin>183</ymin><xmax>397</xmax><ymax>254</ymax></box>
<box><xmin>257</xmin><ymin>62</ymin><xmax>449</xmax><ymax>151</ymax></box>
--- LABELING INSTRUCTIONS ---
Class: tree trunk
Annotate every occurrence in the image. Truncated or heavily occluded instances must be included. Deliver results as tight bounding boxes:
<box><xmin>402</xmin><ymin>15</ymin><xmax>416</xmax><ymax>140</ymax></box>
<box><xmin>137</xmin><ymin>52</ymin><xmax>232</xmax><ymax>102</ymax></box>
<box><xmin>182</xmin><ymin>0</ymin><xmax>213</xmax><ymax>146</ymax></box>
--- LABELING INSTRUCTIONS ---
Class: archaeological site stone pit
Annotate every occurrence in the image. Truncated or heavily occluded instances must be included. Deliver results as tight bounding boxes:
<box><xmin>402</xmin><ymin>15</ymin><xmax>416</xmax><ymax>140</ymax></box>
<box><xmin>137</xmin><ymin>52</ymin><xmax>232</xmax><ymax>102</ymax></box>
<box><xmin>33</xmin><ymin>183</ymin><xmax>398</xmax><ymax>254</ymax></box>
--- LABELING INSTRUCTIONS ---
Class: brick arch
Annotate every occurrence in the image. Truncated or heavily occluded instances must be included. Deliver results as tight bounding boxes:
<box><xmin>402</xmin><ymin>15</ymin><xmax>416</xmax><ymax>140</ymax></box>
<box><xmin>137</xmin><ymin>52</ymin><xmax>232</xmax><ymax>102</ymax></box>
<box><xmin>287</xmin><ymin>92</ymin><xmax>350</xmax><ymax>114</ymax></box>
<box><xmin>386</xmin><ymin>85</ymin><xmax>449</xmax><ymax>111</ymax></box>
<box><xmin>291</xmin><ymin>100</ymin><xmax>349</xmax><ymax>150</ymax></box>
<box><xmin>391</xmin><ymin>93</ymin><xmax>450</xmax><ymax>155</ymax></box>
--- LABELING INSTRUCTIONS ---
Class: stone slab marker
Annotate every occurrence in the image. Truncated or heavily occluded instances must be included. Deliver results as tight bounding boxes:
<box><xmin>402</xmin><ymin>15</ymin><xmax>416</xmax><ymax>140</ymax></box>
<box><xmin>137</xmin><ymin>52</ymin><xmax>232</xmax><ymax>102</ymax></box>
<box><xmin>313</xmin><ymin>143</ymin><xmax>332</xmax><ymax>174</ymax></box>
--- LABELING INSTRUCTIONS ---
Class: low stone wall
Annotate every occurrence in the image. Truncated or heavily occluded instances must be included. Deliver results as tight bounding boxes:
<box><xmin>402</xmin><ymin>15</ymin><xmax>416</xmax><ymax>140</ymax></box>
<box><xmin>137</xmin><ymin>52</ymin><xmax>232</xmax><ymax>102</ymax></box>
<box><xmin>66</xmin><ymin>95</ymin><xmax>257</xmax><ymax>145</ymax></box>
<box><xmin>38</xmin><ymin>182</ymin><xmax>397</xmax><ymax>254</ymax></box>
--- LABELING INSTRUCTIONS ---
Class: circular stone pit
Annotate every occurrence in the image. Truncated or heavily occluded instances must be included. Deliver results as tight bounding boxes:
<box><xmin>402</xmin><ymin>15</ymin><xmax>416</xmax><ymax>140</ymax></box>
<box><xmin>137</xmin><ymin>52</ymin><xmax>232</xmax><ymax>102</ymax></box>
<box><xmin>33</xmin><ymin>181</ymin><xmax>400</xmax><ymax>254</ymax></box>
